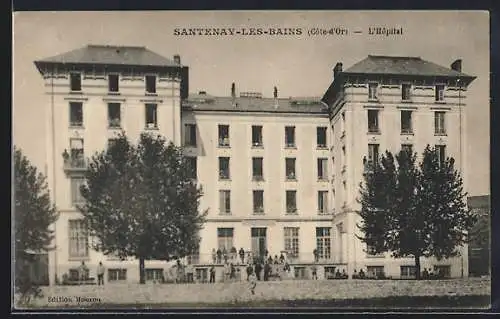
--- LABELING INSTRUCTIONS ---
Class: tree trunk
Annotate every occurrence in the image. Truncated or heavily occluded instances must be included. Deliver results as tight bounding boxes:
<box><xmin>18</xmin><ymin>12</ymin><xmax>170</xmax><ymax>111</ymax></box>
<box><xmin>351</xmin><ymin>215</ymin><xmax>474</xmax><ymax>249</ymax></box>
<box><xmin>414</xmin><ymin>255</ymin><xmax>421</xmax><ymax>280</ymax></box>
<box><xmin>139</xmin><ymin>257</ymin><xmax>145</xmax><ymax>284</ymax></box>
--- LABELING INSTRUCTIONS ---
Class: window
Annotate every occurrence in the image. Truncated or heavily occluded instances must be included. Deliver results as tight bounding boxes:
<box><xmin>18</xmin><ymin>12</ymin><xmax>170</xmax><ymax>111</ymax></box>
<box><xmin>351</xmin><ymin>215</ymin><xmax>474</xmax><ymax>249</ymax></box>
<box><xmin>253</xmin><ymin>190</ymin><xmax>264</xmax><ymax>214</ymax></box>
<box><xmin>70</xmin><ymin>73</ymin><xmax>81</xmax><ymax>92</ymax></box>
<box><xmin>435</xmin><ymin>84</ymin><xmax>445</xmax><ymax>102</ymax></box>
<box><xmin>436</xmin><ymin>145</ymin><xmax>446</xmax><ymax>166</ymax></box>
<box><xmin>433</xmin><ymin>265</ymin><xmax>451</xmax><ymax>278</ymax></box>
<box><xmin>186</xmin><ymin>157</ymin><xmax>197</xmax><ymax>180</ymax></box>
<box><xmin>219</xmin><ymin>190</ymin><xmax>231</xmax><ymax>214</ymax></box>
<box><xmin>68</xmin><ymin>219</ymin><xmax>88</xmax><ymax>258</ymax></box>
<box><xmin>400</xmin><ymin>265</ymin><xmax>417</xmax><ymax>278</ymax></box>
<box><xmin>317</xmin><ymin>127</ymin><xmax>327</xmax><ymax>148</ymax></box>
<box><xmin>368</xmin><ymin>83</ymin><xmax>378</xmax><ymax>100</ymax></box>
<box><xmin>217</xmin><ymin>228</ymin><xmax>234</xmax><ymax>250</ymax></box>
<box><xmin>285</xmin><ymin>126</ymin><xmax>296</xmax><ymax>148</ymax></box>
<box><xmin>316</xmin><ymin>227</ymin><xmax>331</xmax><ymax>260</ymax></box>
<box><xmin>184</xmin><ymin>124</ymin><xmax>197</xmax><ymax>147</ymax></box>
<box><xmin>145</xmin><ymin>104</ymin><xmax>157</xmax><ymax>128</ymax></box>
<box><xmin>401</xmin><ymin>110</ymin><xmax>413</xmax><ymax>134</ymax></box>
<box><xmin>68</xmin><ymin>138</ymin><xmax>85</xmax><ymax>168</ymax></box>
<box><xmin>402</xmin><ymin>83</ymin><xmax>412</xmax><ymax>101</ymax></box>
<box><xmin>108</xmin><ymin>269</ymin><xmax>127</xmax><ymax>281</ymax></box>
<box><xmin>69</xmin><ymin>102</ymin><xmax>83</xmax><ymax>127</ymax></box>
<box><xmin>318</xmin><ymin>191</ymin><xmax>329</xmax><ymax>215</ymax></box>
<box><xmin>317</xmin><ymin>158</ymin><xmax>328</xmax><ymax>180</ymax></box>
<box><xmin>367</xmin><ymin>110</ymin><xmax>379</xmax><ymax>133</ymax></box>
<box><xmin>108</xmin><ymin>103</ymin><xmax>121</xmax><ymax>128</ymax></box>
<box><xmin>284</xmin><ymin>227</ymin><xmax>299</xmax><ymax>257</ymax></box>
<box><xmin>252</xmin><ymin>125</ymin><xmax>263</xmax><ymax>147</ymax></box>
<box><xmin>286</xmin><ymin>190</ymin><xmax>297</xmax><ymax>214</ymax></box>
<box><xmin>218</xmin><ymin>157</ymin><xmax>230</xmax><ymax>180</ymax></box>
<box><xmin>252</xmin><ymin>157</ymin><xmax>263</xmax><ymax>181</ymax></box>
<box><xmin>435</xmin><ymin>111</ymin><xmax>446</xmax><ymax>135</ymax></box>
<box><xmin>108</xmin><ymin>74</ymin><xmax>119</xmax><ymax>93</ymax></box>
<box><xmin>285</xmin><ymin>158</ymin><xmax>296</xmax><ymax>180</ymax></box>
<box><xmin>71</xmin><ymin>177</ymin><xmax>85</xmax><ymax>205</ymax></box>
<box><xmin>145</xmin><ymin>269</ymin><xmax>163</xmax><ymax>281</ymax></box>
<box><xmin>218</xmin><ymin>125</ymin><xmax>230</xmax><ymax>147</ymax></box>
<box><xmin>145</xmin><ymin>75</ymin><xmax>156</xmax><ymax>94</ymax></box>
<box><xmin>368</xmin><ymin>144</ymin><xmax>379</xmax><ymax>165</ymax></box>
<box><xmin>367</xmin><ymin>266</ymin><xmax>385</xmax><ymax>278</ymax></box>
<box><xmin>401</xmin><ymin>144</ymin><xmax>413</xmax><ymax>155</ymax></box>
<box><xmin>294</xmin><ymin>266</ymin><xmax>306</xmax><ymax>279</ymax></box>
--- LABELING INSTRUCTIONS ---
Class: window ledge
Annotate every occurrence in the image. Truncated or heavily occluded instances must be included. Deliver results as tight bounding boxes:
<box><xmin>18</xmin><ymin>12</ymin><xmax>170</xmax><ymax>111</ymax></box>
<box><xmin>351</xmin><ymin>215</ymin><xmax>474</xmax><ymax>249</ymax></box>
<box><xmin>108</xmin><ymin>92</ymin><xmax>121</xmax><ymax>96</ymax></box>
<box><xmin>366</xmin><ymin>254</ymin><xmax>386</xmax><ymax>259</ymax></box>
<box><xmin>284</xmin><ymin>146</ymin><xmax>297</xmax><ymax>150</ymax></box>
<box><xmin>286</xmin><ymin>212</ymin><xmax>299</xmax><ymax>215</ymax></box>
<box><xmin>400</xmin><ymin>132</ymin><xmax>414</xmax><ymax>136</ymax></box>
<box><xmin>285</xmin><ymin>178</ymin><xmax>298</xmax><ymax>182</ymax></box>
<box><xmin>252</xmin><ymin>212</ymin><xmax>265</xmax><ymax>215</ymax></box>
<box><xmin>69</xmin><ymin>125</ymin><xmax>85</xmax><ymax>129</ymax></box>
<box><xmin>368</xmin><ymin>98</ymin><xmax>379</xmax><ymax>103</ymax></box>
<box><xmin>434</xmin><ymin>133</ymin><xmax>447</xmax><ymax>136</ymax></box>
<box><xmin>252</xmin><ymin>177</ymin><xmax>265</xmax><ymax>182</ymax></box>
<box><xmin>145</xmin><ymin>126</ymin><xmax>159</xmax><ymax>130</ymax></box>
<box><xmin>218</xmin><ymin>145</ymin><xmax>231</xmax><ymax>148</ymax></box>
<box><xmin>219</xmin><ymin>178</ymin><xmax>231</xmax><ymax>181</ymax></box>
<box><xmin>316</xmin><ymin>146</ymin><xmax>328</xmax><ymax>150</ymax></box>
<box><xmin>317</xmin><ymin>178</ymin><xmax>328</xmax><ymax>182</ymax></box>
<box><xmin>108</xmin><ymin>126</ymin><xmax>122</xmax><ymax>130</ymax></box>
<box><xmin>184</xmin><ymin>144</ymin><xmax>198</xmax><ymax>148</ymax></box>
<box><xmin>251</xmin><ymin>145</ymin><xmax>264</xmax><ymax>149</ymax></box>
<box><xmin>434</xmin><ymin>100</ymin><xmax>447</xmax><ymax>104</ymax></box>
<box><xmin>69</xmin><ymin>90</ymin><xmax>83</xmax><ymax>95</ymax></box>
<box><xmin>145</xmin><ymin>92</ymin><xmax>158</xmax><ymax>96</ymax></box>
<box><xmin>401</xmin><ymin>100</ymin><xmax>413</xmax><ymax>103</ymax></box>
<box><xmin>367</xmin><ymin>130</ymin><xmax>381</xmax><ymax>135</ymax></box>
<box><xmin>219</xmin><ymin>212</ymin><xmax>232</xmax><ymax>216</ymax></box>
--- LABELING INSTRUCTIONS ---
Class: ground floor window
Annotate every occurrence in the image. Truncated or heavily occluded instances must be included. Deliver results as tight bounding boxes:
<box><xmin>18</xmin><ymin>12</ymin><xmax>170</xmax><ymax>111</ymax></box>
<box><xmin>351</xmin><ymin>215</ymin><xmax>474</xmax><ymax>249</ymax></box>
<box><xmin>400</xmin><ymin>265</ymin><xmax>417</xmax><ymax>278</ymax></box>
<box><xmin>294</xmin><ymin>266</ymin><xmax>306</xmax><ymax>279</ymax></box>
<box><xmin>217</xmin><ymin>228</ymin><xmax>234</xmax><ymax>250</ymax></box>
<box><xmin>284</xmin><ymin>227</ymin><xmax>299</xmax><ymax>258</ymax></box>
<box><xmin>316</xmin><ymin>227</ymin><xmax>332</xmax><ymax>259</ymax></box>
<box><xmin>108</xmin><ymin>268</ymin><xmax>127</xmax><ymax>281</ymax></box>
<box><xmin>367</xmin><ymin>266</ymin><xmax>385</xmax><ymax>278</ymax></box>
<box><xmin>145</xmin><ymin>268</ymin><xmax>164</xmax><ymax>282</ymax></box>
<box><xmin>196</xmin><ymin>268</ymin><xmax>208</xmax><ymax>282</ymax></box>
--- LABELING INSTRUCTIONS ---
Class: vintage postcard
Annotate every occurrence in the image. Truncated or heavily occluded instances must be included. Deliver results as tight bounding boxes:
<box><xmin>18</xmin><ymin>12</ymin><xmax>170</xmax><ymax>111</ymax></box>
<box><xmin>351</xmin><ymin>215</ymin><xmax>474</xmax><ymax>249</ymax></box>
<box><xmin>12</xmin><ymin>10</ymin><xmax>490</xmax><ymax>311</ymax></box>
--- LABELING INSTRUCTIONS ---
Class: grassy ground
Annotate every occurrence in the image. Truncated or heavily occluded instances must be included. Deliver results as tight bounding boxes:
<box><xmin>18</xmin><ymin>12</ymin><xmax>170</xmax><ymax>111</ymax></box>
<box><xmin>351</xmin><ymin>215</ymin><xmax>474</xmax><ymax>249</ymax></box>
<box><xmin>33</xmin><ymin>295</ymin><xmax>491</xmax><ymax>309</ymax></box>
<box><xmin>18</xmin><ymin>278</ymin><xmax>490</xmax><ymax>310</ymax></box>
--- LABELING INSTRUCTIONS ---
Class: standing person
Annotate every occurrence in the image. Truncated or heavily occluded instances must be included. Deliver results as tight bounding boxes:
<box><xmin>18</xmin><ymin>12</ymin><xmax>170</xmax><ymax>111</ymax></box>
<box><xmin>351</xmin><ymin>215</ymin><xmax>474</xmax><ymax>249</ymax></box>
<box><xmin>311</xmin><ymin>264</ymin><xmax>318</xmax><ymax>280</ymax></box>
<box><xmin>254</xmin><ymin>262</ymin><xmax>262</xmax><ymax>281</ymax></box>
<box><xmin>246</xmin><ymin>264</ymin><xmax>253</xmax><ymax>281</ymax></box>
<box><xmin>186</xmin><ymin>262</ymin><xmax>194</xmax><ymax>283</ymax></box>
<box><xmin>212</xmin><ymin>249</ymin><xmax>217</xmax><ymax>264</ymax></box>
<box><xmin>216</xmin><ymin>248</ymin><xmax>222</xmax><ymax>264</ymax></box>
<box><xmin>78</xmin><ymin>261</ymin><xmax>88</xmax><ymax>285</ymax></box>
<box><xmin>263</xmin><ymin>262</ymin><xmax>271</xmax><ymax>281</ymax></box>
<box><xmin>239</xmin><ymin>248</ymin><xmax>245</xmax><ymax>264</ymax></box>
<box><xmin>313</xmin><ymin>249</ymin><xmax>319</xmax><ymax>262</ymax></box>
<box><xmin>279</xmin><ymin>253</ymin><xmax>285</xmax><ymax>264</ymax></box>
<box><xmin>230</xmin><ymin>263</ymin><xmax>236</xmax><ymax>280</ymax></box>
<box><xmin>96</xmin><ymin>261</ymin><xmax>105</xmax><ymax>286</ymax></box>
<box><xmin>248</xmin><ymin>269</ymin><xmax>257</xmax><ymax>295</ymax></box>
<box><xmin>223</xmin><ymin>247</ymin><xmax>228</xmax><ymax>264</ymax></box>
<box><xmin>209</xmin><ymin>265</ymin><xmax>216</xmax><ymax>283</ymax></box>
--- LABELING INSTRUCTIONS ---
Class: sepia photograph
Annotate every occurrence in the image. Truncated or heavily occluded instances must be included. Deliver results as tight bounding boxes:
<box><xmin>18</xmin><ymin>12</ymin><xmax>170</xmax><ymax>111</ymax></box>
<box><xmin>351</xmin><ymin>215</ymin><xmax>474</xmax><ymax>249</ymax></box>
<box><xmin>12</xmin><ymin>10</ymin><xmax>490</xmax><ymax>310</ymax></box>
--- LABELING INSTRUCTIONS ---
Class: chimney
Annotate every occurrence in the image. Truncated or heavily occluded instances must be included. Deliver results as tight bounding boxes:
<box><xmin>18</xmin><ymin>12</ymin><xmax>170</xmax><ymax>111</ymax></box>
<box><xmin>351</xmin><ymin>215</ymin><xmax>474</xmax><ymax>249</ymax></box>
<box><xmin>173</xmin><ymin>54</ymin><xmax>181</xmax><ymax>65</ymax></box>
<box><xmin>333</xmin><ymin>62</ymin><xmax>343</xmax><ymax>79</ymax></box>
<box><xmin>273</xmin><ymin>86</ymin><xmax>278</xmax><ymax>109</ymax></box>
<box><xmin>451</xmin><ymin>59</ymin><xmax>462</xmax><ymax>72</ymax></box>
<box><xmin>231</xmin><ymin>82</ymin><xmax>236</xmax><ymax>98</ymax></box>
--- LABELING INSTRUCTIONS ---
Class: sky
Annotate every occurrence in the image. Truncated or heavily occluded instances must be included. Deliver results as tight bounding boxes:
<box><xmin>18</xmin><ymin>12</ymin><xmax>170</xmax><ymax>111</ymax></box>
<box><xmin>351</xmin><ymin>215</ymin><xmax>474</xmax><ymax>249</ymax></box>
<box><xmin>12</xmin><ymin>11</ymin><xmax>490</xmax><ymax>196</ymax></box>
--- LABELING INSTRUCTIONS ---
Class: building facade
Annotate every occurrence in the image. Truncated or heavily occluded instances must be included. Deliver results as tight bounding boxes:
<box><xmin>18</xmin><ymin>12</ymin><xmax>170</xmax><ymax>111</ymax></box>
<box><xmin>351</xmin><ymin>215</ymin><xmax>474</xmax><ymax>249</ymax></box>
<box><xmin>33</xmin><ymin>46</ymin><xmax>476</xmax><ymax>284</ymax></box>
<box><xmin>321</xmin><ymin>55</ymin><xmax>476</xmax><ymax>279</ymax></box>
<box><xmin>467</xmin><ymin>195</ymin><xmax>490</xmax><ymax>277</ymax></box>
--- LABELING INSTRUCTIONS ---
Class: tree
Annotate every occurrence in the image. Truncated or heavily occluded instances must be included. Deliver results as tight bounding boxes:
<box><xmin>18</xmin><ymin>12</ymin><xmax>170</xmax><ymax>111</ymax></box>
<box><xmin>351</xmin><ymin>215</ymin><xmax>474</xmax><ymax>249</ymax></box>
<box><xmin>357</xmin><ymin>145</ymin><xmax>476</xmax><ymax>279</ymax></box>
<box><xmin>14</xmin><ymin>147</ymin><xmax>59</xmax><ymax>304</ymax></box>
<box><xmin>79</xmin><ymin>132</ymin><xmax>207</xmax><ymax>284</ymax></box>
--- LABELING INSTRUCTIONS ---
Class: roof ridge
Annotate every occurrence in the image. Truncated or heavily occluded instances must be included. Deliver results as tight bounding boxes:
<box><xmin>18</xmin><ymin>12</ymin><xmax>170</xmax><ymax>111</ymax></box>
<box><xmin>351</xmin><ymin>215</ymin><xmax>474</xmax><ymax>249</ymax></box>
<box><xmin>87</xmin><ymin>44</ymin><xmax>146</xmax><ymax>50</ymax></box>
<box><xmin>368</xmin><ymin>55</ymin><xmax>421</xmax><ymax>60</ymax></box>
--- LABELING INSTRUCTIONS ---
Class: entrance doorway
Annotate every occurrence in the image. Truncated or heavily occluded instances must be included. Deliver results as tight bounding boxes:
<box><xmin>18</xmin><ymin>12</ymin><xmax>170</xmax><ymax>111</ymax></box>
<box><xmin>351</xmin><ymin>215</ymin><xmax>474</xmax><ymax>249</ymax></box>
<box><xmin>251</xmin><ymin>228</ymin><xmax>267</xmax><ymax>261</ymax></box>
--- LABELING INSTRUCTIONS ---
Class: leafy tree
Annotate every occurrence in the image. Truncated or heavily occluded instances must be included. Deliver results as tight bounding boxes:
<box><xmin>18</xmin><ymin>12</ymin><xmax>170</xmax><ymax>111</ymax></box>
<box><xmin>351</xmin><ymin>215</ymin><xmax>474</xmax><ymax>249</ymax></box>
<box><xmin>358</xmin><ymin>145</ymin><xmax>476</xmax><ymax>279</ymax></box>
<box><xmin>14</xmin><ymin>147</ymin><xmax>59</xmax><ymax>304</ymax></box>
<box><xmin>79</xmin><ymin>132</ymin><xmax>207</xmax><ymax>284</ymax></box>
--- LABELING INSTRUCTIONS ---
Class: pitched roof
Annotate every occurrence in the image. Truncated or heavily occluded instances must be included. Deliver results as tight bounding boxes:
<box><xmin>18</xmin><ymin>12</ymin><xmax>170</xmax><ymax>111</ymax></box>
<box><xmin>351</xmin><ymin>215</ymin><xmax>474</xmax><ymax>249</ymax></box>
<box><xmin>344</xmin><ymin>55</ymin><xmax>474</xmax><ymax>78</ymax></box>
<box><xmin>36</xmin><ymin>45</ymin><xmax>180</xmax><ymax>67</ymax></box>
<box><xmin>183</xmin><ymin>94</ymin><xmax>326</xmax><ymax>115</ymax></box>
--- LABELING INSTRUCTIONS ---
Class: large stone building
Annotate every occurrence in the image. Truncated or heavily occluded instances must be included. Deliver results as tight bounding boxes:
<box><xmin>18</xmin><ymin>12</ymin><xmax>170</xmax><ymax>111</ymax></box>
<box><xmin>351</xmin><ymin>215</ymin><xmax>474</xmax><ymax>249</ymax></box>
<box><xmin>321</xmin><ymin>55</ymin><xmax>476</xmax><ymax>279</ymax></box>
<box><xmin>33</xmin><ymin>46</ymin><xmax>476</xmax><ymax>284</ymax></box>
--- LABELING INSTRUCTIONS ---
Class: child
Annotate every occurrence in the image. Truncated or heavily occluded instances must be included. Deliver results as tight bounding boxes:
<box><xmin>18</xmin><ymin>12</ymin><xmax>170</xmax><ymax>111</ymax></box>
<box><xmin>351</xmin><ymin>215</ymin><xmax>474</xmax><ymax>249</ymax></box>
<box><xmin>248</xmin><ymin>269</ymin><xmax>257</xmax><ymax>295</ymax></box>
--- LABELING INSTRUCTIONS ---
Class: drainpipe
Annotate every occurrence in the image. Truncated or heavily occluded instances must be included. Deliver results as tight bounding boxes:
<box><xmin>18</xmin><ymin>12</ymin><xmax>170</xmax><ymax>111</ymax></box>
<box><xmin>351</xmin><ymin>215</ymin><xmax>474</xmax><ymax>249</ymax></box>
<box><xmin>50</xmin><ymin>69</ymin><xmax>58</xmax><ymax>285</ymax></box>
